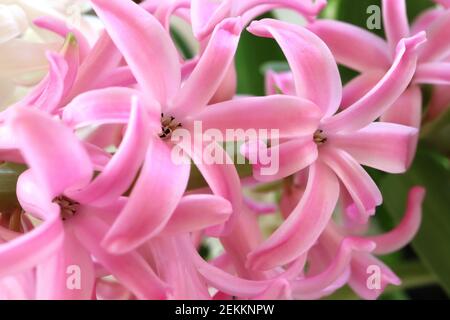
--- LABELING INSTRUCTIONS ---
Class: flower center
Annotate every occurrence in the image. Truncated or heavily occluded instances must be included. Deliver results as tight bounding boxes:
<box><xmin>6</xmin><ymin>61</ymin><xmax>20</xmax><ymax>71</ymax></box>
<box><xmin>53</xmin><ymin>196</ymin><xmax>79</xmax><ymax>221</ymax></box>
<box><xmin>314</xmin><ymin>129</ymin><xmax>327</xmax><ymax>145</ymax></box>
<box><xmin>159</xmin><ymin>113</ymin><xmax>182</xmax><ymax>140</ymax></box>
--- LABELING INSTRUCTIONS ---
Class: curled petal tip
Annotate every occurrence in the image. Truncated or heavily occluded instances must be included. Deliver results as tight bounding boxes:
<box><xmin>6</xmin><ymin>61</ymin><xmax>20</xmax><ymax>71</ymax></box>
<box><xmin>398</xmin><ymin>31</ymin><xmax>427</xmax><ymax>53</ymax></box>
<box><xmin>410</xmin><ymin>186</ymin><xmax>426</xmax><ymax>202</ymax></box>
<box><xmin>218</xmin><ymin>16</ymin><xmax>244</xmax><ymax>36</ymax></box>
<box><xmin>246</xmin><ymin>19</ymin><xmax>267</xmax><ymax>35</ymax></box>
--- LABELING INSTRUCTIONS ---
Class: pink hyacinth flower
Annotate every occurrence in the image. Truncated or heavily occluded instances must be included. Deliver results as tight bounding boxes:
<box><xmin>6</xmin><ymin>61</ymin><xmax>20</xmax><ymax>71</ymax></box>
<box><xmin>308</xmin><ymin>0</ymin><xmax>450</xmax><ymax>124</ymax></box>
<box><xmin>242</xmin><ymin>18</ymin><xmax>425</xmax><ymax>271</ymax></box>
<box><xmin>63</xmin><ymin>0</ymin><xmax>321</xmax><ymax>269</ymax></box>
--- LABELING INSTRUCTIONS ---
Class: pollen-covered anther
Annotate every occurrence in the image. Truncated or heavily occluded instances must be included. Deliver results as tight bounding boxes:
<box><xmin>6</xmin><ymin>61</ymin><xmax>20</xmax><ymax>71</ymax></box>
<box><xmin>54</xmin><ymin>196</ymin><xmax>79</xmax><ymax>221</ymax></box>
<box><xmin>314</xmin><ymin>129</ymin><xmax>327</xmax><ymax>145</ymax></box>
<box><xmin>159</xmin><ymin>113</ymin><xmax>182</xmax><ymax>139</ymax></box>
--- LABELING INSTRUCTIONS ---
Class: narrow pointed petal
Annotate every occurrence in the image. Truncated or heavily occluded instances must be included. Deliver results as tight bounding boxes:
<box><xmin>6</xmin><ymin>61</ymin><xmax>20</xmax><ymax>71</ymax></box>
<box><xmin>414</xmin><ymin>62</ymin><xmax>450</xmax><ymax>84</ymax></box>
<box><xmin>418</xmin><ymin>10</ymin><xmax>450</xmax><ymax>63</ymax></box>
<box><xmin>341</xmin><ymin>71</ymin><xmax>383</xmax><ymax>109</ymax></box>
<box><xmin>91</xmin><ymin>0</ymin><xmax>181</xmax><ymax>104</ymax></box>
<box><xmin>102</xmin><ymin>138</ymin><xmax>190</xmax><ymax>254</ymax></box>
<box><xmin>247</xmin><ymin>161</ymin><xmax>340</xmax><ymax>271</ymax></box>
<box><xmin>292</xmin><ymin>237</ymin><xmax>375</xmax><ymax>297</ymax></box>
<box><xmin>248</xmin><ymin>19</ymin><xmax>342</xmax><ymax>117</ymax></box>
<box><xmin>33</xmin><ymin>16</ymin><xmax>90</xmax><ymax>60</ymax></box>
<box><xmin>63</xmin><ymin>87</ymin><xmax>160</xmax><ymax>130</ymax></box>
<box><xmin>15</xmin><ymin>34</ymin><xmax>79</xmax><ymax>113</ymax></box>
<box><xmin>66</xmin><ymin>31</ymin><xmax>122</xmax><ymax>99</ymax></box>
<box><xmin>170</xmin><ymin>18</ymin><xmax>242</xmax><ymax>118</ymax></box>
<box><xmin>307</xmin><ymin>20</ymin><xmax>391</xmax><ymax>72</ymax></box>
<box><xmin>382</xmin><ymin>0</ymin><xmax>410</xmax><ymax>56</ymax></box>
<box><xmin>320</xmin><ymin>147</ymin><xmax>382</xmax><ymax>223</ymax></box>
<box><xmin>7</xmin><ymin>107</ymin><xmax>93</xmax><ymax>199</ymax></box>
<box><xmin>349</xmin><ymin>253</ymin><xmax>401</xmax><ymax>300</ymax></box>
<box><xmin>189</xmin><ymin>95</ymin><xmax>321</xmax><ymax>138</ymax></box>
<box><xmin>72</xmin><ymin>212</ymin><xmax>168</xmax><ymax>300</ymax></box>
<box><xmin>161</xmin><ymin>195</ymin><xmax>232</xmax><ymax>236</ymax></box>
<box><xmin>328</xmin><ymin>122</ymin><xmax>419</xmax><ymax>173</ymax></box>
<box><xmin>35</xmin><ymin>227</ymin><xmax>95</xmax><ymax>300</ymax></box>
<box><xmin>69</xmin><ymin>99</ymin><xmax>151</xmax><ymax>206</ymax></box>
<box><xmin>368</xmin><ymin>187</ymin><xmax>425</xmax><ymax>255</ymax></box>
<box><xmin>322</xmin><ymin>33</ymin><xmax>426</xmax><ymax>133</ymax></box>
<box><xmin>380</xmin><ymin>85</ymin><xmax>423</xmax><ymax>128</ymax></box>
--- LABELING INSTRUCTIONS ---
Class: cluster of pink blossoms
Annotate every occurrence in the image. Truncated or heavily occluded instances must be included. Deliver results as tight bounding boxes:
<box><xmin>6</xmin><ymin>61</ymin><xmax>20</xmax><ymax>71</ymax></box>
<box><xmin>0</xmin><ymin>0</ymin><xmax>448</xmax><ymax>300</ymax></box>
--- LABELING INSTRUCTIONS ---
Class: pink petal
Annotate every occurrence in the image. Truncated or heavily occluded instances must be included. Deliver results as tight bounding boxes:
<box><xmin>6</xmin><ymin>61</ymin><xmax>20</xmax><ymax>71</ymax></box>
<box><xmin>292</xmin><ymin>237</ymin><xmax>375</xmax><ymax>298</ymax></box>
<box><xmin>265</xmin><ymin>70</ymin><xmax>296</xmax><ymax>95</ymax></box>
<box><xmin>247</xmin><ymin>161</ymin><xmax>340</xmax><ymax>271</ymax></box>
<box><xmin>251</xmin><ymin>279</ymin><xmax>292</xmax><ymax>300</ymax></box>
<box><xmin>435</xmin><ymin>0</ymin><xmax>450</xmax><ymax>8</ymax></box>
<box><xmin>66</xmin><ymin>31</ymin><xmax>122</xmax><ymax>99</ymax></box>
<box><xmin>308</xmin><ymin>20</ymin><xmax>391</xmax><ymax>72</ymax></box>
<box><xmin>63</xmin><ymin>87</ymin><xmax>160</xmax><ymax>130</ymax></box>
<box><xmin>102</xmin><ymin>138</ymin><xmax>190</xmax><ymax>254</ymax></box>
<box><xmin>170</xmin><ymin>18</ymin><xmax>242</xmax><ymax>118</ymax></box>
<box><xmin>414</xmin><ymin>62</ymin><xmax>450</xmax><ymax>84</ymax></box>
<box><xmin>69</xmin><ymin>99</ymin><xmax>151</xmax><ymax>206</ymax></box>
<box><xmin>368</xmin><ymin>187</ymin><xmax>425</xmax><ymax>255</ymax></box>
<box><xmin>328</xmin><ymin>122</ymin><xmax>419</xmax><ymax>173</ymax></box>
<box><xmin>179</xmin><ymin>138</ymin><xmax>242</xmax><ymax>237</ymax></box>
<box><xmin>244</xmin><ymin>137</ymin><xmax>318</xmax><ymax>182</ymax></box>
<box><xmin>154</xmin><ymin>0</ymin><xmax>191</xmax><ymax>30</ymax></box>
<box><xmin>149</xmin><ymin>235</ymin><xmax>210</xmax><ymax>299</ymax></box>
<box><xmin>382</xmin><ymin>0</ymin><xmax>410</xmax><ymax>56</ymax></box>
<box><xmin>0</xmin><ymin>171</ymin><xmax>64</xmax><ymax>278</ymax></box>
<box><xmin>91</xmin><ymin>0</ymin><xmax>181</xmax><ymax>104</ymax></box>
<box><xmin>349</xmin><ymin>253</ymin><xmax>401</xmax><ymax>300</ymax></box>
<box><xmin>248</xmin><ymin>19</ymin><xmax>342</xmax><ymax>117</ymax></box>
<box><xmin>321</xmin><ymin>32</ymin><xmax>426</xmax><ymax>133</ymax></box>
<box><xmin>380</xmin><ymin>85</ymin><xmax>423</xmax><ymax>128</ymax></box>
<box><xmin>320</xmin><ymin>147</ymin><xmax>382</xmax><ymax>223</ymax></box>
<box><xmin>72</xmin><ymin>212</ymin><xmax>168</xmax><ymax>300</ymax></box>
<box><xmin>161</xmin><ymin>195</ymin><xmax>232</xmax><ymax>236</ymax></box>
<box><xmin>190</xmin><ymin>0</ymin><xmax>231</xmax><ymax>40</ymax></box>
<box><xmin>189</xmin><ymin>95</ymin><xmax>321</xmax><ymax>138</ymax></box>
<box><xmin>236</xmin><ymin>0</ymin><xmax>327</xmax><ymax>23</ymax></box>
<box><xmin>419</xmin><ymin>10</ymin><xmax>450</xmax><ymax>63</ymax></box>
<box><xmin>35</xmin><ymin>227</ymin><xmax>95</xmax><ymax>300</ymax></box>
<box><xmin>341</xmin><ymin>71</ymin><xmax>383</xmax><ymax>109</ymax></box>
<box><xmin>33</xmin><ymin>16</ymin><xmax>90</xmax><ymax>61</ymax></box>
<box><xmin>93</xmin><ymin>66</ymin><xmax>137</xmax><ymax>89</ymax></box>
<box><xmin>411</xmin><ymin>8</ymin><xmax>443</xmax><ymax>34</ymax></box>
<box><xmin>7</xmin><ymin>107</ymin><xmax>93</xmax><ymax>199</ymax></box>
<box><xmin>209</xmin><ymin>64</ymin><xmax>237</xmax><ymax>104</ymax></box>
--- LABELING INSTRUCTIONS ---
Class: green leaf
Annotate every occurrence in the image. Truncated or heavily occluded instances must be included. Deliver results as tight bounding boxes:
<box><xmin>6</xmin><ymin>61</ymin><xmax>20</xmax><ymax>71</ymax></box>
<box><xmin>0</xmin><ymin>163</ymin><xmax>26</xmax><ymax>212</ymax></box>
<box><xmin>380</xmin><ymin>148</ymin><xmax>450</xmax><ymax>295</ymax></box>
<box><xmin>235</xmin><ymin>14</ymin><xmax>286</xmax><ymax>96</ymax></box>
